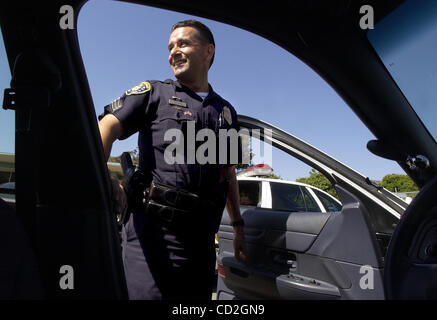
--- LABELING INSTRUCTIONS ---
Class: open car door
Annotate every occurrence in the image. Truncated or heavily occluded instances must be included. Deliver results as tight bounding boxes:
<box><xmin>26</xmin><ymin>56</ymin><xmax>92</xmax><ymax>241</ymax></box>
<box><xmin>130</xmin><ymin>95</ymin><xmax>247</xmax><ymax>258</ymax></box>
<box><xmin>0</xmin><ymin>1</ymin><xmax>127</xmax><ymax>299</ymax></box>
<box><xmin>217</xmin><ymin>115</ymin><xmax>408</xmax><ymax>300</ymax></box>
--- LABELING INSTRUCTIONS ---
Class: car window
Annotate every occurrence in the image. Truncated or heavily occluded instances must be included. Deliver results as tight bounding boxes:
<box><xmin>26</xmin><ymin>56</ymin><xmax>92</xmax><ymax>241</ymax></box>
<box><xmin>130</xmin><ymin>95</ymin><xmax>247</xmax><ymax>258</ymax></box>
<box><xmin>312</xmin><ymin>189</ymin><xmax>342</xmax><ymax>212</ymax></box>
<box><xmin>238</xmin><ymin>180</ymin><xmax>261</xmax><ymax>206</ymax></box>
<box><xmin>301</xmin><ymin>187</ymin><xmax>321</xmax><ymax>212</ymax></box>
<box><xmin>367</xmin><ymin>0</ymin><xmax>437</xmax><ymax>142</ymax></box>
<box><xmin>0</xmin><ymin>29</ymin><xmax>14</xmax><ymax>193</ymax></box>
<box><xmin>270</xmin><ymin>182</ymin><xmax>306</xmax><ymax>212</ymax></box>
<box><xmin>77</xmin><ymin>1</ymin><xmax>406</xmax><ymax>185</ymax></box>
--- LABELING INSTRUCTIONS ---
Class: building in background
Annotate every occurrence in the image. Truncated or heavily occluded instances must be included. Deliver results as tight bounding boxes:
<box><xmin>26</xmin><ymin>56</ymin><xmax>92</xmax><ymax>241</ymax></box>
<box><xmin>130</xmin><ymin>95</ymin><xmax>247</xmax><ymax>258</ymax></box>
<box><xmin>0</xmin><ymin>153</ymin><xmax>14</xmax><ymax>184</ymax></box>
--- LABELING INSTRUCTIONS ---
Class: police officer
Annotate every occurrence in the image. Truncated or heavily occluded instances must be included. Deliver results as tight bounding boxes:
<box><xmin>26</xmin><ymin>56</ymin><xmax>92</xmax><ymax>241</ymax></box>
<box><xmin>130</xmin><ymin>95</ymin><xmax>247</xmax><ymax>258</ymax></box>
<box><xmin>98</xmin><ymin>20</ymin><xmax>247</xmax><ymax>300</ymax></box>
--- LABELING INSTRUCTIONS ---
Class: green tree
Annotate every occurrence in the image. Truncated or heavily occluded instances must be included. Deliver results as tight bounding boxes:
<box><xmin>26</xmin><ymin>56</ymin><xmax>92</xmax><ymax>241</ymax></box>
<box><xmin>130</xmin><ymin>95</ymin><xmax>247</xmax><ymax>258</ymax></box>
<box><xmin>296</xmin><ymin>169</ymin><xmax>339</xmax><ymax>199</ymax></box>
<box><xmin>265</xmin><ymin>173</ymin><xmax>282</xmax><ymax>180</ymax></box>
<box><xmin>379</xmin><ymin>174</ymin><xmax>418</xmax><ymax>193</ymax></box>
<box><xmin>128</xmin><ymin>147</ymin><xmax>139</xmax><ymax>166</ymax></box>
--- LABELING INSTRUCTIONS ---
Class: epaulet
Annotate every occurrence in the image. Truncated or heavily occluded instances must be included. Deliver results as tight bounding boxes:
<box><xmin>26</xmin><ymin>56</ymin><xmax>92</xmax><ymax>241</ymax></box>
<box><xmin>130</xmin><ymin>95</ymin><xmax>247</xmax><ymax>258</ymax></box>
<box><xmin>146</xmin><ymin>79</ymin><xmax>174</xmax><ymax>88</ymax></box>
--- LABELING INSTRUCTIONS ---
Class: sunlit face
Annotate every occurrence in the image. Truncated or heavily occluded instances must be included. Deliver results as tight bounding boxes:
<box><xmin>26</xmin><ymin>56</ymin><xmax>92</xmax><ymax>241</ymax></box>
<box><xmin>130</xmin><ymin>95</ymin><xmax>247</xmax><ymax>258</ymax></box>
<box><xmin>168</xmin><ymin>26</ymin><xmax>213</xmax><ymax>82</ymax></box>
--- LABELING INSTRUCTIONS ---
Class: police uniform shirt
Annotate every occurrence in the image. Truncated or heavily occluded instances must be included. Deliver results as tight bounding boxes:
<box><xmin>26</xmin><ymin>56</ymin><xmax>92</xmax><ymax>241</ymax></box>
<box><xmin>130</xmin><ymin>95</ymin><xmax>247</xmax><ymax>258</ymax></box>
<box><xmin>99</xmin><ymin>79</ymin><xmax>242</xmax><ymax>198</ymax></box>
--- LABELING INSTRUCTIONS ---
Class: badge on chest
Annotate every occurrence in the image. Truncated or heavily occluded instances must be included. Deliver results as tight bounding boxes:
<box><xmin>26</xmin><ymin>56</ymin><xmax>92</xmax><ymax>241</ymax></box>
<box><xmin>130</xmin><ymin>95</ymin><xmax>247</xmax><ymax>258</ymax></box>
<box><xmin>223</xmin><ymin>106</ymin><xmax>232</xmax><ymax>125</ymax></box>
<box><xmin>169</xmin><ymin>96</ymin><xmax>187</xmax><ymax>108</ymax></box>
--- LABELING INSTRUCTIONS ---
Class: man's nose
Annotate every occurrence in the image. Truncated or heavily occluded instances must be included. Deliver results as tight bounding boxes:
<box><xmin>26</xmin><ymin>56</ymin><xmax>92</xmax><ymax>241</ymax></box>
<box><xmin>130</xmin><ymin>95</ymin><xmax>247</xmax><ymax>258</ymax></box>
<box><xmin>169</xmin><ymin>45</ymin><xmax>180</xmax><ymax>57</ymax></box>
<box><xmin>170</xmin><ymin>51</ymin><xmax>182</xmax><ymax>62</ymax></box>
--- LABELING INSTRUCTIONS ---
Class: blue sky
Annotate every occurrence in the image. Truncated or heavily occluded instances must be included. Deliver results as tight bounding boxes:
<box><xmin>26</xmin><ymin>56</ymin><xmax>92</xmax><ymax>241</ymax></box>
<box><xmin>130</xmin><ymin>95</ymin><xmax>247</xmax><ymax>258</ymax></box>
<box><xmin>0</xmin><ymin>0</ymin><xmax>405</xmax><ymax>182</ymax></box>
<box><xmin>0</xmin><ymin>30</ymin><xmax>13</xmax><ymax>154</ymax></box>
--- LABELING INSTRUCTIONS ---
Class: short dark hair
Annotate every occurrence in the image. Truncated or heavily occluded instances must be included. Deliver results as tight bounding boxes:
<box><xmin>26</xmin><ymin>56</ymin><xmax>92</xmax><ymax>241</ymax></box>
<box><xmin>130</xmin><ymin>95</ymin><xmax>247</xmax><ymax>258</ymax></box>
<box><xmin>172</xmin><ymin>19</ymin><xmax>215</xmax><ymax>68</ymax></box>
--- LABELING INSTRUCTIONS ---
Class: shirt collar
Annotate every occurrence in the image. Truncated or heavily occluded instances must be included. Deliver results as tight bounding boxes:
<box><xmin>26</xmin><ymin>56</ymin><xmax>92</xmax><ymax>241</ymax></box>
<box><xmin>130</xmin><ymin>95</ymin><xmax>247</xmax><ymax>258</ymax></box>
<box><xmin>173</xmin><ymin>79</ymin><xmax>218</xmax><ymax>101</ymax></box>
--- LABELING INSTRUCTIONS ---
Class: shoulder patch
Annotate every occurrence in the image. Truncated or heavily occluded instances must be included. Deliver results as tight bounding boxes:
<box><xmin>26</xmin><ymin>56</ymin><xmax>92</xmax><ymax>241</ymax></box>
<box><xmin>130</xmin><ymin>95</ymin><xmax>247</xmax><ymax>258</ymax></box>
<box><xmin>125</xmin><ymin>81</ymin><xmax>151</xmax><ymax>96</ymax></box>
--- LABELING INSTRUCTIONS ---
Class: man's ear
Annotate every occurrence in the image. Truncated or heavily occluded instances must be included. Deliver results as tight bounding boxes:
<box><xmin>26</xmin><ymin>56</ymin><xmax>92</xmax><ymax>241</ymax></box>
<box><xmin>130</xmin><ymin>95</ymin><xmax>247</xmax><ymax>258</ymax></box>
<box><xmin>206</xmin><ymin>44</ymin><xmax>215</xmax><ymax>63</ymax></box>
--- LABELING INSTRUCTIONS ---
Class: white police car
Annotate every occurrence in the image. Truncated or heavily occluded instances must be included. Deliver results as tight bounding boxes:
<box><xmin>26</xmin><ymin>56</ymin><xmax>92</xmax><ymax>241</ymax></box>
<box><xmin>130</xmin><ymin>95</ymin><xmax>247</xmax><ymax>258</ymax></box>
<box><xmin>237</xmin><ymin>164</ymin><xmax>342</xmax><ymax>213</ymax></box>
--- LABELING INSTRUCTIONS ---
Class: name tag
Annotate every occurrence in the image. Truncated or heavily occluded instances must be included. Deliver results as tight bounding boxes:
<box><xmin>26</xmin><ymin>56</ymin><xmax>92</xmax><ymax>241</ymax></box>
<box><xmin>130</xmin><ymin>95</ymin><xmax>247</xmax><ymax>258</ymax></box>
<box><xmin>169</xmin><ymin>99</ymin><xmax>187</xmax><ymax>108</ymax></box>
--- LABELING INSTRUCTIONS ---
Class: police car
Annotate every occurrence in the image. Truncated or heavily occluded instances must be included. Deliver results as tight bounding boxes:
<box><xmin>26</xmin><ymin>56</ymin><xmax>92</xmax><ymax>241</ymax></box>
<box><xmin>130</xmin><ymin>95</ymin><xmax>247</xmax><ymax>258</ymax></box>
<box><xmin>216</xmin><ymin>164</ymin><xmax>342</xmax><ymax>280</ymax></box>
<box><xmin>237</xmin><ymin>164</ymin><xmax>342</xmax><ymax>213</ymax></box>
<box><xmin>215</xmin><ymin>164</ymin><xmax>342</xmax><ymax>256</ymax></box>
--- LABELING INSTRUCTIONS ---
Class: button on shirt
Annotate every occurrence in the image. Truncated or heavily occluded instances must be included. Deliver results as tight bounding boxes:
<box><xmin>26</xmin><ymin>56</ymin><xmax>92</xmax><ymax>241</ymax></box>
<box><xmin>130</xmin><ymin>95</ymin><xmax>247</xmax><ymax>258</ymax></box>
<box><xmin>99</xmin><ymin>79</ymin><xmax>242</xmax><ymax>197</ymax></box>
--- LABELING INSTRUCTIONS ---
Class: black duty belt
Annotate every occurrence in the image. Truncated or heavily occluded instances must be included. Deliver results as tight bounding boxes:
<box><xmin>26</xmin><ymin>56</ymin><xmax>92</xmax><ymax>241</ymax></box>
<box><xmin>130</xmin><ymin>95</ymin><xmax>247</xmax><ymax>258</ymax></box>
<box><xmin>144</xmin><ymin>181</ymin><xmax>222</xmax><ymax>224</ymax></box>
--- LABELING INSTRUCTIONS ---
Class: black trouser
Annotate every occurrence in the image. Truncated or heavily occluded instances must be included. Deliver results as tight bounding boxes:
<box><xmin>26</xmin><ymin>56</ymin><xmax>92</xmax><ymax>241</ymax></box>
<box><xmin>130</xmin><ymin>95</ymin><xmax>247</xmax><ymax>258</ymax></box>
<box><xmin>122</xmin><ymin>210</ymin><xmax>217</xmax><ymax>300</ymax></box>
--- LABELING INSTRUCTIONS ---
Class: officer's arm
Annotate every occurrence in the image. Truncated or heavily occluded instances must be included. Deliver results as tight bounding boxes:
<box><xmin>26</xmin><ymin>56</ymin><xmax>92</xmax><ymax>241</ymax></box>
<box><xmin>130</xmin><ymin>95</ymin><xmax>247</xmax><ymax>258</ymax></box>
<box><xmin>224</xmin><ymin>165</ymin><xmax>247</xmax><ymax>261</ymax></box>
<box><xmin>98</xmin><ymin>114</ymin><xmax>127</xmax><ymax>216</ymax></box>
<box><xmin>98</xmin><ymin>114</ymin><xmax>123</xmax><ymax>161</ymax></box>
<box><xmin>224</xmin><ymin>166</ymin><xmax>243</xmax><ymax>231</ymax></box>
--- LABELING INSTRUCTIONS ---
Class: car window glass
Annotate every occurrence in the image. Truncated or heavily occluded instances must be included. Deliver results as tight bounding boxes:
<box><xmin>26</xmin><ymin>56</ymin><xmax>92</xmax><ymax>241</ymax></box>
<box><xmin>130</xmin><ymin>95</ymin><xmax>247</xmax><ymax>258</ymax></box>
<box><xmin>312</xmin><ymin>189</ymin><xmax>342</xmax><ymax>212</ymax></box>
<box><xmin>367</xmin><ymin>0</ymin><xmax>437</xmax><ymax>142</ymax></box>
<box><xmin>270</xmin><ymin>182</ymin><xmax>306</xmax><ymax>212</ymax></box>
<box><xmin>301</xmin><ymin>187</ymin><xmax>321</xmax><ymax>212</ymax></box>
<box><xmin>0</xmin><ymin>29</ymin><xmax>14</xmax><ymax>195</ymax></box>
<box><xmin>238</xmin><ymin>181</ymin><xmax>260</xmax><ymax>206</ymax></box>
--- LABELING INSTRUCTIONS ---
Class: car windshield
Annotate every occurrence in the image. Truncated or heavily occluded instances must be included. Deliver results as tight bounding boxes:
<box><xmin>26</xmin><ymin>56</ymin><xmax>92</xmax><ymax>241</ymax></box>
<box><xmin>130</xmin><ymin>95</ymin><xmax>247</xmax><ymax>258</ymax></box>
<box><xmin>367</xmin><ymin>0</ymin><xmax>437</xmax><ymax>143</ymax></box>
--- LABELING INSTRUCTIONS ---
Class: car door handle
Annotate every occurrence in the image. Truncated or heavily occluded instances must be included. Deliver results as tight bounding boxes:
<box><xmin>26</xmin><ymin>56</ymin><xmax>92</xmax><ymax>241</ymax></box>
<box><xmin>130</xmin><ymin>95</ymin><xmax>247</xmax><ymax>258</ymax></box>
<box><xmin>276</xmin><ymin>274</ymin><xmax>341</xmax><ymax>298</ymax></box>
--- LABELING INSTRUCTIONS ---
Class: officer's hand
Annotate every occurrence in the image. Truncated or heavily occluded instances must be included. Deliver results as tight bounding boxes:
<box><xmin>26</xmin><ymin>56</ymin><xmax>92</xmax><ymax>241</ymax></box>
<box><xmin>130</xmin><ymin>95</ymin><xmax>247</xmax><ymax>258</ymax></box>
<box><xmin>111</xmin><ymin>178</ymin><xmax>127</xmax><ymax>218</ymax></box>
<box><xmin>233</xmin><ymin>228</ymin><xmax>248</xmax><ymax>262</ymax></box>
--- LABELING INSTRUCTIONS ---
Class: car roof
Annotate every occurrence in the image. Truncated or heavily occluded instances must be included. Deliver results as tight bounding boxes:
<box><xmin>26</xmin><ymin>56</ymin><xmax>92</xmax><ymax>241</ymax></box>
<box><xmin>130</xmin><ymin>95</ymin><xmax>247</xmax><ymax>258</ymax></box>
<box><xmin>237</xmin><ymin>176</ymin><xmax>341</xmax><ymax>202</ymax></box>
<box><xmin>238</xmin><ymin>176</ymin><xmax>315</xmax><ymax>188</ymax></box>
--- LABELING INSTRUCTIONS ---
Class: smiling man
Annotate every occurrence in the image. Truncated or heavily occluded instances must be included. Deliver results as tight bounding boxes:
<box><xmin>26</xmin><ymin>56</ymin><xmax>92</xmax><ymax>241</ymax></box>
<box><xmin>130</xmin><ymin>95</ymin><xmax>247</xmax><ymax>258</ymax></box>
<box><xmin>98</xmin><ymin>20</ymin><xmax>247</xmax><ymax>300</ymax></box>
<box><xmin>168</xmin><ymin>23</ymin><xmax>213</xmax><ymax>91</ymax></box>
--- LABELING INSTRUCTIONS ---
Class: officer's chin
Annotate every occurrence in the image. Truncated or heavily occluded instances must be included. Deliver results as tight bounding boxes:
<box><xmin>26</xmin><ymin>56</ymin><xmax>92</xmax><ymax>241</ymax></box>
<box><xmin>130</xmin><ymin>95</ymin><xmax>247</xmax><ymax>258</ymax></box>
<box><xmin>174</xmin><ymin>70</ymin><xmax>191</xmax><ymax>82</ymax></box>
<box><xmin>173</xmin><ymin>69</ymin><xmax>183</xmax><ymax>79</ymax></box>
